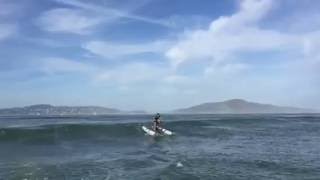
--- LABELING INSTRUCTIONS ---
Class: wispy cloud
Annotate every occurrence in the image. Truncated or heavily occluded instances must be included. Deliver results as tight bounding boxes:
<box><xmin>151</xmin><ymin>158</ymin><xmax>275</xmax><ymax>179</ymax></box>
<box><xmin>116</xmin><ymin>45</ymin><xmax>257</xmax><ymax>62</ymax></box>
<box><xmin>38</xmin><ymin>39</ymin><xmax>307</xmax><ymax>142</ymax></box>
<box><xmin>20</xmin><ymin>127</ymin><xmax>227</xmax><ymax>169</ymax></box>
<box><xmin>0</xmin><ymin>23</ymin><xmax>16</xmax><ymax>41</ymax></box>
<box><xmin>53</xmin><ymin>0</ymin><xmax>173</xmax><ymax>27</ymax></box>
<box><xmin>37</xmin><ymin>58</ymin><xmax>170</xmax><ymax>87</ymax></box>
<box><xmin>0</xmin><ymin>0</ymin><xmax>19</xmax><ymax>17</ymax></box>
<box><xmin>83</xmin><ymin>40</ymin><xmax>170</xmax><ymax>59</ymax></box>
<box><xmin>163</xmin><ymin>74</ymin><xmax>192</xmax><ymax>84</ymax></box>
<box><xmin>37</xmin><ymin>8</ymin><xmax>103</xmax><ymax>34</ymax></box>
<box><xmin>94</xmin><ymin>63</ymin><xmax>166</xmax><ymax>84</ymax></box>
<box><xmin>0</xmin><ymin>0</ymin><xmax>18</xmax><ymax>41</ymax></box>
<box><xmin>37</xmin><ymin>0</ymin><xmax>173</xmax><ymax>34</ymax></box>
<box><xmin>39</xmin><ymin>58</ymin><xmax>95</xmax><ymax>74</ymax></box>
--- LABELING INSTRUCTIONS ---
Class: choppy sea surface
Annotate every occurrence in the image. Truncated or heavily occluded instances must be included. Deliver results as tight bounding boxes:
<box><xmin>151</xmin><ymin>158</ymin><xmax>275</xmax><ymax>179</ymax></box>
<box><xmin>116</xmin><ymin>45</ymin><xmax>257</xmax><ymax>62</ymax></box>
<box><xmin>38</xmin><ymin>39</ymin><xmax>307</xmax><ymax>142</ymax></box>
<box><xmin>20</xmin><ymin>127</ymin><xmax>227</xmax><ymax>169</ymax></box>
<box><xmin>0</xmin><ymin>114</ymin><xmax>320</xmax><ymax>180</ymax></box>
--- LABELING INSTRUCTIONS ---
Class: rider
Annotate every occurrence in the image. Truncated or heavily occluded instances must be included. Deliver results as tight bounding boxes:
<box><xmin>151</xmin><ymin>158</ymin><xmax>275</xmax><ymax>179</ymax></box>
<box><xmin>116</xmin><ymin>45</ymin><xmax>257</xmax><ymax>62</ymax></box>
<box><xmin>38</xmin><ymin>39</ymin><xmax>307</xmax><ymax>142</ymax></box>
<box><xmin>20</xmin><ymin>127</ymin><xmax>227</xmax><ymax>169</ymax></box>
<box><xmin>153</xmin><ymin>113</ymin><xmax>162</xmax><ymax>134</ymax></box>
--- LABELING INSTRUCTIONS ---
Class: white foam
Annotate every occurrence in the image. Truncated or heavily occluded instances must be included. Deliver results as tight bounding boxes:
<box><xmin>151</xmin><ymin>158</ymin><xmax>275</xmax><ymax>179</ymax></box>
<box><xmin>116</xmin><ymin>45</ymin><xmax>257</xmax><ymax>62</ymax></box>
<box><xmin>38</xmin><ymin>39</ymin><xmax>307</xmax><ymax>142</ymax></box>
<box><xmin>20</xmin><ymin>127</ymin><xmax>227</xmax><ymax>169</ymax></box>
<box><xmin>176</xmin><ymin>162</ymin><xmax>183</xmax><ymax>167</ymax></box>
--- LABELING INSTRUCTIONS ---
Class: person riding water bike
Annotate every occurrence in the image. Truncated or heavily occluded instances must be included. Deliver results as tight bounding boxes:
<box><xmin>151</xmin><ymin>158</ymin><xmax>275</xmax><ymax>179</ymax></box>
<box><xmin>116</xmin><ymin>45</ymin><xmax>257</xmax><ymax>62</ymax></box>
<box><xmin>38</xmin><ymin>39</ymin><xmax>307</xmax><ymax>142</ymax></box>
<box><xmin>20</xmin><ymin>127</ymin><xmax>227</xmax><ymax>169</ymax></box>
<box><xmin>153</xmin><ymin>113</ymin><xmax>162</xmax><ymax>134</ymax></box>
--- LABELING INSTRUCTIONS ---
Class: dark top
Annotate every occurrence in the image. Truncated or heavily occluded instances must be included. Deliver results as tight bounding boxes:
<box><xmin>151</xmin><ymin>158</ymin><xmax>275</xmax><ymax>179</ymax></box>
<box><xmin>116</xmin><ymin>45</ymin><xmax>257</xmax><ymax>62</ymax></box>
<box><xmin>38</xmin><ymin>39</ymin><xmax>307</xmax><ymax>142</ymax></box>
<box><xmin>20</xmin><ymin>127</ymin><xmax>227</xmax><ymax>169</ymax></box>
<box><xmin>154</xmin><ymin>114</ymin><xmax>161</xmax><ymax>126</ymax></box>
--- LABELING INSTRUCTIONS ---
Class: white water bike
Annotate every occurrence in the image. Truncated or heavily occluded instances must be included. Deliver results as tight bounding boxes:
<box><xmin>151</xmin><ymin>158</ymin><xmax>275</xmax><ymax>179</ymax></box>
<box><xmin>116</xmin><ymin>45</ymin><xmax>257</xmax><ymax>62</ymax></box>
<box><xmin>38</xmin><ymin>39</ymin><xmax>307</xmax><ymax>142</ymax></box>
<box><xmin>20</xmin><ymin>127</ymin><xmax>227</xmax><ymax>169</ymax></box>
<box><xmin>142</xmin><ymin>126</ymin><xmax>173</xmax><ymax>136</ymax></box>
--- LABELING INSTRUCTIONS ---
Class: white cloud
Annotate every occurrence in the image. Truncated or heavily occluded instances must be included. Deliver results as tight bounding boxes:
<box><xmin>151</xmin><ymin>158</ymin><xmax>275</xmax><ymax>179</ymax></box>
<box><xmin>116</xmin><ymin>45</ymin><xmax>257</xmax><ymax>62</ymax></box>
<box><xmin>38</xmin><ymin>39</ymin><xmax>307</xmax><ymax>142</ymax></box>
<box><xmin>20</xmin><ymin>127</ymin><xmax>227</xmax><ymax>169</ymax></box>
<box><xmin>160</xmin><ymin>0</ymin><xmax>320</xmax><ymax>109</ymax></box>
<box><xmin>84</xmin><ymin>40</ymin><xmax>170</xmax><ymax>58</ymax></box>
<box><xmin>83</xmin><ymin>0</ymin><xmax>320</xmax><ymax>106</ymax></box>
<box><xmin>37</xmin><ymin>8</ymin><xmax>102</xmax><ymax>34</ymax></box>
<box><xmin>165</xmin><ymin>0</ymin><xmax>299</xmax><ymax>67</ymax></box>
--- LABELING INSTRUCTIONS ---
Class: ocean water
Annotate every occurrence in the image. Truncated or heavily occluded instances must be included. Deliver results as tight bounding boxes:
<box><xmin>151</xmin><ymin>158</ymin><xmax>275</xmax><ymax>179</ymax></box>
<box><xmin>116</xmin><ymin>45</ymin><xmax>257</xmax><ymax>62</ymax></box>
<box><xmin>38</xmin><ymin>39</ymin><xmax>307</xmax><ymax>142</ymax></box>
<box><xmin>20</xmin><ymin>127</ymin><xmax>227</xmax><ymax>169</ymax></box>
<box><xmin>0</xmin><ymin>114</ymin><xmax>320</xmax><ymax>180</ymax></box>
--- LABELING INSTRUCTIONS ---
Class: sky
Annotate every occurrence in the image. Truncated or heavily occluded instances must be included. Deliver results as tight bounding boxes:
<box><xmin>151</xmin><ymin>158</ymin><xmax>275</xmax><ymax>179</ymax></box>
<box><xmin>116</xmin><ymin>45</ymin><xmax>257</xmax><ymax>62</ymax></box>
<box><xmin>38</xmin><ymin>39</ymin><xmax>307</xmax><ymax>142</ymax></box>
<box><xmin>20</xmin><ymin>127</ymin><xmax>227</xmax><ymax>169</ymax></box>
<box><xmin>0</xmin><ymin>0</ymin><xmax>319</xmax><ymax>111</ymax></box>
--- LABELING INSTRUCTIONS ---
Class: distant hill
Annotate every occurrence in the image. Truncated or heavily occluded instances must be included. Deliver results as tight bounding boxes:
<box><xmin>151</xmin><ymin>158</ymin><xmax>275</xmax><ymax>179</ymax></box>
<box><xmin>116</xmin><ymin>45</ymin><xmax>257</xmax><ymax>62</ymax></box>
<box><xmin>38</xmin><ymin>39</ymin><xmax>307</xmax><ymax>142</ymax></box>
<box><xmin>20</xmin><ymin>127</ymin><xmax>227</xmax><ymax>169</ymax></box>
<box><xmin>0</xmin><ymin>99</ymin><xmax>317</xmax><ymax>116</ymax></box>
<box><xmin>174</xmin><ymin>99</ymin><xmax>316</xmax><ymax>114</ymax></box>
<box><xmin>0</xmin><ymin>104</ymin><xmax>122</xmax><ymax>116</ymax></box>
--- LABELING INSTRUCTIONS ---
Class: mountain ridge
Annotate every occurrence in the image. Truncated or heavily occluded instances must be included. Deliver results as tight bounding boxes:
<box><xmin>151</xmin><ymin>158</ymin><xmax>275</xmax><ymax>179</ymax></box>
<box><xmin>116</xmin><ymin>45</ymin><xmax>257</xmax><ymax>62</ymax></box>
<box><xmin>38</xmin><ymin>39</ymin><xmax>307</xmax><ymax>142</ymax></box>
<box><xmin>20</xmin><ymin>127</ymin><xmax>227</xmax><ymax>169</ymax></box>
<box><xmin>0</xmin><ymin>99</ymin><xmax>318</xmax><ymax>116</ymax></box>
<box><xmin>174</xmin><ymin>99</ymin><xmax>317</xmax><ymax>114</ymax></box>
<box><xmin>0</xmin><ymin>104</ymin><xmax>146</xmax><ymax>116</ymax></box>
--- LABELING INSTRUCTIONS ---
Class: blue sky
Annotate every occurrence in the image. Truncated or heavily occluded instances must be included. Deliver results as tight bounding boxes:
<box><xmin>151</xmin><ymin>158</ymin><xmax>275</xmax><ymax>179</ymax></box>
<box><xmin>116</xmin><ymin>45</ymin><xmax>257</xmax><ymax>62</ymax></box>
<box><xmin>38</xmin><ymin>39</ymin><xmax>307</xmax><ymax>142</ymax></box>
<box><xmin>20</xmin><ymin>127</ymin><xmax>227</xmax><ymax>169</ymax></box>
<box><xmin>0</xmin><ymin>0</ymin><xmax>319</xmax><ymax>111</ymax></box>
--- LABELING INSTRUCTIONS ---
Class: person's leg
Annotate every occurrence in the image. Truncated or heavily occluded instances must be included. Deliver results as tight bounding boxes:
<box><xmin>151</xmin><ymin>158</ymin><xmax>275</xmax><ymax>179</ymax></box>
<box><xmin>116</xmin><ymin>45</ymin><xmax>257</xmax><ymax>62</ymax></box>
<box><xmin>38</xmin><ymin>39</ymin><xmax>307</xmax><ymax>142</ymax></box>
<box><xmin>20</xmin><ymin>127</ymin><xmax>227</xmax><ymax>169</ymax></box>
<box><xmin>156</xmin><ymin>126</ymin><xmax>162</xmax><ymax>134</ymax></box>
